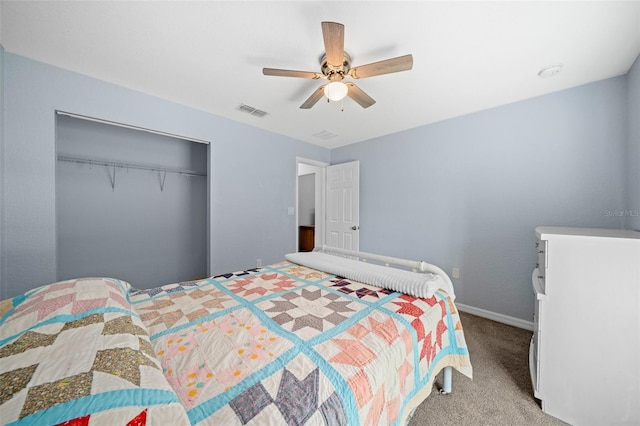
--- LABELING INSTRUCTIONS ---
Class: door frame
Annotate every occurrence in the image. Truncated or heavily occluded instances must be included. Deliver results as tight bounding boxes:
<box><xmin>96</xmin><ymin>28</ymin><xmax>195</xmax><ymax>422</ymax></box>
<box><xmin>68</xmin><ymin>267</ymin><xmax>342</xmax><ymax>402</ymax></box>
<box><xmin>295</xmin><ymin>157</ymin><xmax>329</xmax><ymax>252</ymax></box>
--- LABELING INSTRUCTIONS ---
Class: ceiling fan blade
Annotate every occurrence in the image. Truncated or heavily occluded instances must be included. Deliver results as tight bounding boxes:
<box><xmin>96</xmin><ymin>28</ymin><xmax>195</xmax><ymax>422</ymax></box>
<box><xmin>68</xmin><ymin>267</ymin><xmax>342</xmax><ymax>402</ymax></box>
<box><xmin>300</xmin><ymin>85</ymin><xmax>327</xmax><ymax>109</ymax></box>
<box><xmin>263</xmin><ymin>68</ymin><xmax>322</xmax><ymax>79</ymax></box>
<box><xmin>322</xmin><ymin>22</ymin><xmax>345</xmax><ymax>67</ymax></box>
<box><xmin>348</xmin><ymin>54</ymin><xmax>413</xmax><ymax>79</ymax></box>
<box><xmin>346</xmin><ymin>83</ymin><xmax>376</xmax><ymax>108</ymax></box>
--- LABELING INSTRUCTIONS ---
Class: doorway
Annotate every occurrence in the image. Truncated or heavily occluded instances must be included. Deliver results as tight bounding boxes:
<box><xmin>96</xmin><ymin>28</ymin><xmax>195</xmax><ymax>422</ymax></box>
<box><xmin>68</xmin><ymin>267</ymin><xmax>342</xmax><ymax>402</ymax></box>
<box><xmin>296</xmin><ymin>158</ymin><xmax>328</xmax><ymax>252</ymax></box>
<box><xmin>295</xmin><ymin>158</ymin><xmax>361</xmax><ymax>253</ymax></box>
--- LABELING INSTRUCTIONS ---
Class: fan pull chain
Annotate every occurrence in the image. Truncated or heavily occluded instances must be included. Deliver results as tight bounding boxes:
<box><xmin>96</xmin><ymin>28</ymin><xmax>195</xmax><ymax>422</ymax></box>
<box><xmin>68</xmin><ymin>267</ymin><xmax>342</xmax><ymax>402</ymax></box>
<box><xmin>341</xmin><ymin>98</ymin><xmax>344</xmax><ymax>112</ymax></box>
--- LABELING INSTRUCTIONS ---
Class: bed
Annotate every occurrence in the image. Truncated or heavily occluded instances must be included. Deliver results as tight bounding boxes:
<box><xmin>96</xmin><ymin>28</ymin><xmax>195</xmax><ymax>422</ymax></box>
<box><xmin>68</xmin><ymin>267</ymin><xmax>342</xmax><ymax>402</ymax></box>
<box><xmin>0</xmin><ymin>248</ymin><xmax>472</xmax><ymax>425</ymax></box>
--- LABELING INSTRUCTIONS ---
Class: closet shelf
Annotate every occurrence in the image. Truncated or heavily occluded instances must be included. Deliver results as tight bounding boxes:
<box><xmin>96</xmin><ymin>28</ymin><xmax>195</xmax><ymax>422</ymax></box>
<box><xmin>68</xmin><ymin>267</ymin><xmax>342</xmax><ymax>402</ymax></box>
<box><xmin>57</xmin><ymin>155</ymin><xmax>207</xmax><ymax>177</ymax></box>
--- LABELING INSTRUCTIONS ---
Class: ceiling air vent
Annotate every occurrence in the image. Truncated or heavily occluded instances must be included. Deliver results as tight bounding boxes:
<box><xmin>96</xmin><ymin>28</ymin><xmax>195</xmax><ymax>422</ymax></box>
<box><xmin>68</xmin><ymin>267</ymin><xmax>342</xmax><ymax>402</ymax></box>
<box><xmin>313</xmin><ymin>130</ymin><xmax>339</xmax><ymax>140</ymax></box>
<box><xmin>237</xmin><ymin>104</ymin><xmax>268</xmax><ymax>118</ymax></box>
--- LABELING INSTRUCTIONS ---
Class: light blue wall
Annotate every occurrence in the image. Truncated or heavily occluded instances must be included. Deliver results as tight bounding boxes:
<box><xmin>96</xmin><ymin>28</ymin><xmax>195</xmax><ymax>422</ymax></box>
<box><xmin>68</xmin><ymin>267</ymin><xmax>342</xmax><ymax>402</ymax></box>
<box><xmin>2</xmin><ymin>50</ymin><xmax>635</xmax><ymax>323</ymax></box>
<box><xmin>1</xmin><ymin>52</ymin><xmax>330</xmax><ymax>299</ymax></box>
<box><xmin>298</xmin><ymin>174</ymin><xmax>315</xmax><ymax>226</ymax></box>
<box><xmin>627</xmin><ymin>55</ymin><xmax>640</xmax><ymax>231</ymax></box>
<box><xmin>332</xmin><ymin>77</ymin><xmax>629</xmax><ymax>322</ymax></box>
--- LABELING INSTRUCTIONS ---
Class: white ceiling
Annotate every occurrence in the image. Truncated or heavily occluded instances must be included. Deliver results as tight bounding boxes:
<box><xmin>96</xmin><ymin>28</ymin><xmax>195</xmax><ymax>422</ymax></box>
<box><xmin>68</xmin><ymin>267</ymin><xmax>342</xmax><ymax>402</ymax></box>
<box><xmin>1</xmin><ymin>1</ymin><xmax>639</xmax><ymax>149</ymax></box>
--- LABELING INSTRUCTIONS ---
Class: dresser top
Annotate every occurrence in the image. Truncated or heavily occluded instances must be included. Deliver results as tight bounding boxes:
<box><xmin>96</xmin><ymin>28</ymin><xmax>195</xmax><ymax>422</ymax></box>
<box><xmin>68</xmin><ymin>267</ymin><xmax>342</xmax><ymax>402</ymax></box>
<box><xmin>536</xmin><ymin>226</ymin><xmax>640</xmax><ymax>240</ymax></box>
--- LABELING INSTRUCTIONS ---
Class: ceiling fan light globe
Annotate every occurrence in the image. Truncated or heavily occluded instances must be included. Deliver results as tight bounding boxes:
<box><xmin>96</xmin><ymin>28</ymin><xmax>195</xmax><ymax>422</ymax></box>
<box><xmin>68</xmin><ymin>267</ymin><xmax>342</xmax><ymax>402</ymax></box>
<box><xmin>324</xmin><ymin>81</ymin><xmax>348</xmax><ymax>101</ymax></box>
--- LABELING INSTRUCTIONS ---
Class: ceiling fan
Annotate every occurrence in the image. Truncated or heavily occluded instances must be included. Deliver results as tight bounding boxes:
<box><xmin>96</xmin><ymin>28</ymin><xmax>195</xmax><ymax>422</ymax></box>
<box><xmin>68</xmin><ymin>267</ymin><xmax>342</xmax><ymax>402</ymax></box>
<box><xmin>263</xmin><ymin>21</ymin><xmax>413</xmax><ymax>109</ymax></box>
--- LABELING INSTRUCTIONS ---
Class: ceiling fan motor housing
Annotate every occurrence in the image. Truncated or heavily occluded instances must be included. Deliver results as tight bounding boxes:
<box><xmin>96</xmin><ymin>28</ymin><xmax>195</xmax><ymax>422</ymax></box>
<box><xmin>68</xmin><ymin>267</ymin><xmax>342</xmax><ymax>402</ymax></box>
<box><xmin>320</xmin><ymin>52</ymin><xmax>351</xmax><ymax>81</ymax></box>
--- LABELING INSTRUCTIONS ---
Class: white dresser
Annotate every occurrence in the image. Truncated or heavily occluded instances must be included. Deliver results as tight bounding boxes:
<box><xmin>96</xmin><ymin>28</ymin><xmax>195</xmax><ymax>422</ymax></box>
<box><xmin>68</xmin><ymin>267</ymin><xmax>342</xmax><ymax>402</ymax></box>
<box><xmin>530</xmin><ymin>226</ymin><xmax>640</xmax><ymax>425</ymax></box>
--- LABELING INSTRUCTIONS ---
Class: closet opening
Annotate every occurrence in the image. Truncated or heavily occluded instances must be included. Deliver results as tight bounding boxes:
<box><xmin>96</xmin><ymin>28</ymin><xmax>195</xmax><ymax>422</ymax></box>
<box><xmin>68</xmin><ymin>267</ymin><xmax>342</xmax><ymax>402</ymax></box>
<box><xmin>55</xmin><ymin>112</ymin><xmax>209</xmax><ymax>288</ymax></box>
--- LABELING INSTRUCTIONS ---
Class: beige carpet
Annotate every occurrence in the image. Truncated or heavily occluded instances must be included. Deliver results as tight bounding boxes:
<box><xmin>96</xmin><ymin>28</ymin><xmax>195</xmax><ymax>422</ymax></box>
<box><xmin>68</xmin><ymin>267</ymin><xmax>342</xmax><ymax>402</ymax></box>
<box><xmin>409</xmin><ymin>312</ymin><xmax>567</xmax><ymax>425</ymax></box>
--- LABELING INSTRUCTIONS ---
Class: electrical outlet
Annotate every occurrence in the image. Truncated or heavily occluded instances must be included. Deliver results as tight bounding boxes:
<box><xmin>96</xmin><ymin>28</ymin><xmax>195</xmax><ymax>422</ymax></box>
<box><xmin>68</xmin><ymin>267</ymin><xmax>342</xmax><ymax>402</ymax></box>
<box><xmin>257</xmin><ymin>259</ymin><xmax>262</xmax><ymax>268</ymax></box>
<box><xmin>452</xmin><ymin>268</ymin><xmax>460</xmax><ymax>279</ymax></box>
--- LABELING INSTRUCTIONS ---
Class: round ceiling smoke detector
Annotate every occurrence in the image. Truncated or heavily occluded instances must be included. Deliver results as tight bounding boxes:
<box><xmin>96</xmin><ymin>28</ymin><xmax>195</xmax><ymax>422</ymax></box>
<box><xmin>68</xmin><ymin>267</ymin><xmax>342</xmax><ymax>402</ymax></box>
<box><xmin>538</xmin><ymin>64</ymin><xmax>563</xmax><ymax>79</ymax></box>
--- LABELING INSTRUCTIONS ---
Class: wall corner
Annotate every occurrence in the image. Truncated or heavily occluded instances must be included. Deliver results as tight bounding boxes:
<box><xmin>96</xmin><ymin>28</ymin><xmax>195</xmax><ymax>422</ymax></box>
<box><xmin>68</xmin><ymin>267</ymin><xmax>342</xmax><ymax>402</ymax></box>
<box><xmin>1</xmin><ymin>44</ymin><xmax>6</xmax><ymax>300</ymax></box>
<box><xmin>626</xmin><ymin>54</ymin><xmax>640</xmax><ymax>231</ymax></box>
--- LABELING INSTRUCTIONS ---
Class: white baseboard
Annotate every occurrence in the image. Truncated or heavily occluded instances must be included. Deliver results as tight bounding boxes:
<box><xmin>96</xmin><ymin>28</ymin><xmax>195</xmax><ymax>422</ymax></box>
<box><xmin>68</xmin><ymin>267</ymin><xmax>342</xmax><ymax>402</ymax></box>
<box><xmin>455</xmin><ymin>303</ymin><xmax>534</xmax><ymax>331</ymax></box>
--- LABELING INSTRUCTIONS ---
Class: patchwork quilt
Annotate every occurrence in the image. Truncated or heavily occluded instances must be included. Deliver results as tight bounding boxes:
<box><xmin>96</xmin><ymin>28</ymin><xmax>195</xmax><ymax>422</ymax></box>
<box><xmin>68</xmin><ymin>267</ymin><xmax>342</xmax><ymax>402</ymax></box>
<box><xmin>0</xmin><ymin>261</ymin><xmax>472</xmax><ymax>426</ymax></box>
<box><xmin>0</xmin><ymin>278</ymin><xmax>189</xmax><ymax>425</ymax></box>
<box><xmin>130</xmin><ymin>261</ymin><xmax>472</xmax><ymax>425</ymax></box>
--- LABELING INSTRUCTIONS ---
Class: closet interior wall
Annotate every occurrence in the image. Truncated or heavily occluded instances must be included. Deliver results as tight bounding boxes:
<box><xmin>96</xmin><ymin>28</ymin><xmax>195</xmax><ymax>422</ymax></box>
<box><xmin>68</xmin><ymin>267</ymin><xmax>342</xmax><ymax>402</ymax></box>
<box><xmin>55</xmin><ymin>115</ymin><xmax>208</xmax><ymax>288</ymax></box>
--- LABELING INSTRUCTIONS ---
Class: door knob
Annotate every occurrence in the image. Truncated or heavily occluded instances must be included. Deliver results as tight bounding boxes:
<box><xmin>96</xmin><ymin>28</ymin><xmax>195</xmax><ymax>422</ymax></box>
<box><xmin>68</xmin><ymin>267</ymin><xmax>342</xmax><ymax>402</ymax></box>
<box><xmin>351</xmin><ymin>226</ymin><xmax>359</xmax><ymax>230</ymax></box>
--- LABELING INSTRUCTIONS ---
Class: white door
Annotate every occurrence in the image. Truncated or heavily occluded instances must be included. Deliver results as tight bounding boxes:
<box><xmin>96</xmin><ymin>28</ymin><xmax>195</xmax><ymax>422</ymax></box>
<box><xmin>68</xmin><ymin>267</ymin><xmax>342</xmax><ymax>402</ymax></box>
<box><xmin>325</xmin><ymin>161</ymin><xmax>359</xmax><ymax>251</ymax></box>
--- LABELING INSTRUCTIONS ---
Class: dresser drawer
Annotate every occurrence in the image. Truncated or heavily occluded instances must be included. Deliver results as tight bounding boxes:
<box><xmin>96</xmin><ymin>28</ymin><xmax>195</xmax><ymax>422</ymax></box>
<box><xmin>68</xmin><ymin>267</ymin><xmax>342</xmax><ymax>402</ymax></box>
<box><xmin>536</xmin><ymin>239</ymin><xmax>547</xmax><ymax>292</ymax></box>
<box><xmin>531</xmin><ymin>268</ymin><xmax>545</xmax><ymax>398</ymax></box>
<box><xmin>529</xmin><ymin>336</ymin><xmax>542</xmax><ymax>398</ymax></box>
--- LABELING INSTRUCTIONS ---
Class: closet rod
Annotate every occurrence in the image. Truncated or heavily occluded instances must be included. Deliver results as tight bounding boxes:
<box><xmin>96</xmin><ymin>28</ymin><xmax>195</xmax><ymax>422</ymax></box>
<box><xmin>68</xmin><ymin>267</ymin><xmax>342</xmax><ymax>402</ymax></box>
<box><xmin>57</xmin><ymin>155</ymin><xmax>207</xmax><ymax>177</ymax></box>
